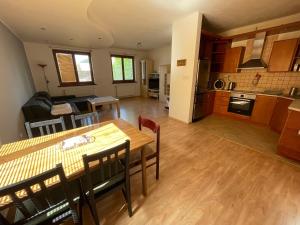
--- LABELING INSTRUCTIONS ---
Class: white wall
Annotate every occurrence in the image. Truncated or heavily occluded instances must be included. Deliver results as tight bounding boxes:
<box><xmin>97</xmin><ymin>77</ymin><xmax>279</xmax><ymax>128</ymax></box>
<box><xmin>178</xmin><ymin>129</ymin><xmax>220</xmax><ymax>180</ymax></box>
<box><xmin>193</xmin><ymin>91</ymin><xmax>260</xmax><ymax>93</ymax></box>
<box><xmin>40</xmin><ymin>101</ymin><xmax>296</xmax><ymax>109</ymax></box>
<box><xmin>24</xmin><ymin>42</ymin><xmax>147</xmax><ymax>98</ymax></box>
<box><xmin>169</xmin><ymin>12</ymin><xmax>202</xmax><ymax>123</ymax></box>
<box><xmin>147</xmin><ymin>45</ymin><xmax>171</xmax><ymax>72</ymax></box>
<box><xmin>0</xmin><ymin>22</ymin><xmax>35</xmax><ymax>143</ymax></box>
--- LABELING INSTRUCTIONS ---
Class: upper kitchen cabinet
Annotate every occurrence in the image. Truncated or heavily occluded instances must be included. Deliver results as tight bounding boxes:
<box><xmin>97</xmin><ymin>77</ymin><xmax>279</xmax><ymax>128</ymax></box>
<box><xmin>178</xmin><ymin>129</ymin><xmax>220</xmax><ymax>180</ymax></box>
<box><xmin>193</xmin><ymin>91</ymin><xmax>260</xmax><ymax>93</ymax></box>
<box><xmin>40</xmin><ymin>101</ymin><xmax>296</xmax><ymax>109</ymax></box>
<box><xmin>222</xmin><ymin>47</ymin><xmax>245</xmax><ymax>73</ymax></box>
<box><xmin>211</xmin><ymin>40</ymin><xmax>231</xmax><ymax>73</ymax></box>
<box><xmin>199</xmin><ymin>34</ymin><xmax>213</xmax><ymax>60</ymax></box>
<box><xmin>268</xmin><ymin>38</ymin><xmax>299</xmax><ymax>72</ymax></box>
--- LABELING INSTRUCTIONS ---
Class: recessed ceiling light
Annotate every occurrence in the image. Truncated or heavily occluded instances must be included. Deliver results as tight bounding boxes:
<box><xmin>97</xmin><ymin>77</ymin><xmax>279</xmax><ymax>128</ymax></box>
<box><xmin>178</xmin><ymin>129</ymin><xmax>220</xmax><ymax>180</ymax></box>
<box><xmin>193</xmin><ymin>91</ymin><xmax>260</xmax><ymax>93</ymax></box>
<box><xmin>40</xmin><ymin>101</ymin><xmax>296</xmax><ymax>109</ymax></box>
<box><xmin>40</xmin><ymin>27</ymin><xmax>46</xmax><ymax>31</ymax></box>
<box><xmin>98</xmin><ymin>37</ymin><xmax>102</xmax><ymax>40</ymax></box>
<box><xmin>137</xmin><ymin>42</ymin><xmax>142</xmax><ymax>48</ymax></box>
<box><xmin>69</xmin><ymin>38</ymin><xmax>74</xmax><ymax>41</ymax></box>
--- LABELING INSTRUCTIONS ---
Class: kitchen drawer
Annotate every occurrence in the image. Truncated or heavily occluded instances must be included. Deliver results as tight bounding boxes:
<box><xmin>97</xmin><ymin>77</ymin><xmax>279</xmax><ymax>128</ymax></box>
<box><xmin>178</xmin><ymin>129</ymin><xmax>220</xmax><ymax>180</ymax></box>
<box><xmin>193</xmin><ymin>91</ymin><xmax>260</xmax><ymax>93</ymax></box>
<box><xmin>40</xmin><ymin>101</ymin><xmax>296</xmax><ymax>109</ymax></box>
<box><xmin>215</xmin><ymin>91</ymin><xmax>230</xmax><ymax>97</ymax></box>
<box><xmin>214</xmin><ymin>97</ymin><xmax>229</xmax><ymax>106</ymax></box>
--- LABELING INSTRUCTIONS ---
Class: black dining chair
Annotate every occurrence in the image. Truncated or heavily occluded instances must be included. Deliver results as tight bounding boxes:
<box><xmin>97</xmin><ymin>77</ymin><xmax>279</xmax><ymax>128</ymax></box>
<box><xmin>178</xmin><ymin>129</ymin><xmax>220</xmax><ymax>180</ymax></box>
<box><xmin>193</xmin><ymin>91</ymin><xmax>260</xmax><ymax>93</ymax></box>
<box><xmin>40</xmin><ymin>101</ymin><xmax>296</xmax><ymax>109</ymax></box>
<box><xmin>0</xmin><ymin>164</ymin><xmax>82</xmax><ymax>225</ymax></box>
<box><xmin>82</xmin><ymin>140</ymin><xmax>132</xmax><ymax>225</ymax></box>
<box><xmin>71</xmin><ymin>112</ymin><xmax>100</xmax><ymax>129</ymax></box>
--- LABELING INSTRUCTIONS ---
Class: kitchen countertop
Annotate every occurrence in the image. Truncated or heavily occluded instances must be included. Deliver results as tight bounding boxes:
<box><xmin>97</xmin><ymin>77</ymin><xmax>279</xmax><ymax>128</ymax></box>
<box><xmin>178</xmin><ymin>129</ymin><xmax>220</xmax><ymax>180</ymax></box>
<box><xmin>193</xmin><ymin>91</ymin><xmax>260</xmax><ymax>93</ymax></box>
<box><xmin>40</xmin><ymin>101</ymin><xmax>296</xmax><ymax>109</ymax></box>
<box><xmin>288</xmin><ymin>99</ymin><xmax>300</xmax><ymax>112</ymax></box>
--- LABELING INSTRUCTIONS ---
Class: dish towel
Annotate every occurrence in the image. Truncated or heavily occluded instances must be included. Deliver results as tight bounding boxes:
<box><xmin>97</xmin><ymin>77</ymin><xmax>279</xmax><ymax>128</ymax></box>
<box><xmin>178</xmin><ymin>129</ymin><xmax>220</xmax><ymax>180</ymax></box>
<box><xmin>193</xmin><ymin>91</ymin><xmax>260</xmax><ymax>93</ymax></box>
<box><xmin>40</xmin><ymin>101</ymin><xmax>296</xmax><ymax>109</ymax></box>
<box><xmin>51</xmin><ymin>103</ymin><xmax>73</xmax><ymax>116</ymax></box>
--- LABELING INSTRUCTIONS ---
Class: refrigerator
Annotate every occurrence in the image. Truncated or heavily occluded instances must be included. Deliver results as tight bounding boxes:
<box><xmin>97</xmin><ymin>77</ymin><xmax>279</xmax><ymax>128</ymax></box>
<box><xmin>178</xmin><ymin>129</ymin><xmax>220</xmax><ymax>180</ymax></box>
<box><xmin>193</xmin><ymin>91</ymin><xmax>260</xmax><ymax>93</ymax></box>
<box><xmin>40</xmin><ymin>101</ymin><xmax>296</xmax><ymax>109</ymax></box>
<box><xmin>192</xmin><ymin>60</ymin><xmax>211</xmax><ymax>121</ymax></box>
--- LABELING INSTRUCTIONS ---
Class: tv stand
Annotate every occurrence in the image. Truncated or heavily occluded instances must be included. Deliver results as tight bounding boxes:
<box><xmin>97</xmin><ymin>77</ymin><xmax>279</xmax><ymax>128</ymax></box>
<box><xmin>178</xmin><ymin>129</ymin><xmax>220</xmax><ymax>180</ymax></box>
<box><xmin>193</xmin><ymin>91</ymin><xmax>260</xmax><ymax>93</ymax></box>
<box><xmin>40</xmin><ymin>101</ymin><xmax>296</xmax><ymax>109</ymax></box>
<box><xmin>148</xmin><ymin>89</ymin><xmax>159</xmax><ymax>99</ymax></box>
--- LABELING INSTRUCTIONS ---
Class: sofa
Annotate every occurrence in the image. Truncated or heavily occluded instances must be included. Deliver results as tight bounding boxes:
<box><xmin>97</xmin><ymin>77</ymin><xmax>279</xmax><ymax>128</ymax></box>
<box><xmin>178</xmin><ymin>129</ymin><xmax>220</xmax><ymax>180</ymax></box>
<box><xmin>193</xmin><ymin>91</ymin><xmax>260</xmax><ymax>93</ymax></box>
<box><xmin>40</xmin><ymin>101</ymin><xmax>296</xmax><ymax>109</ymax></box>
<box><xmin>22</xmin><ymin>91</ymin><xmax>97</xmax><ymax>123</ymax></box>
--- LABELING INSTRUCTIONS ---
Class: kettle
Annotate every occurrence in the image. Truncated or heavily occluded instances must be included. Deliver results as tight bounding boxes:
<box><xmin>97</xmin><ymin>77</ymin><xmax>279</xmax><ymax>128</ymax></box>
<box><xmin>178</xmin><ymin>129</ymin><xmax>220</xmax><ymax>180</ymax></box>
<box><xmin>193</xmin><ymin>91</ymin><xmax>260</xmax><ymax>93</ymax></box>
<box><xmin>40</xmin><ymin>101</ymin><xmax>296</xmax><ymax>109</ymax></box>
<box><xmin>227</xmin><ymin>82</ymin><xmax>236</xmax><ymax>91</ymax></box>
<box><xmin>289</xmin><ymin>87</ymin><xmax>298</xmax><ymax>97</ymax></box>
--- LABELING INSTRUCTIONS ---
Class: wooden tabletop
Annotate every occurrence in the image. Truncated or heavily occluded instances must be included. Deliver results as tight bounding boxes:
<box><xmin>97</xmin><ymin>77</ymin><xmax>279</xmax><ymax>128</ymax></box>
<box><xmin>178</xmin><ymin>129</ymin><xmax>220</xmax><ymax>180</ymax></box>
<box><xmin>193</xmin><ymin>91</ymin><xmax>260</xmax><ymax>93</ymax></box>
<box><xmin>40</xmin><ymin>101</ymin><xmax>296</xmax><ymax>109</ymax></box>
<box><xmin>0</xmin><ymin>119</ymin><xmax>153</xmax><ymax>207</ymax></box>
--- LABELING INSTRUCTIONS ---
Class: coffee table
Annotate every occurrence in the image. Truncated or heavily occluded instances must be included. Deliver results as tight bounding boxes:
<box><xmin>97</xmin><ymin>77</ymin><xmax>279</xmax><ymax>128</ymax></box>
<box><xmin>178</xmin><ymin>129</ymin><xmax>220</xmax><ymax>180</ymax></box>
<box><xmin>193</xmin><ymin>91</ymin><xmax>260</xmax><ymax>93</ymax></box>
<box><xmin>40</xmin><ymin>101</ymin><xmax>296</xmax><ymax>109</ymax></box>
<box><xmin>88</xmin><ymin>96</ymin><xmax>120</xmax><ymax>118</ymax></box>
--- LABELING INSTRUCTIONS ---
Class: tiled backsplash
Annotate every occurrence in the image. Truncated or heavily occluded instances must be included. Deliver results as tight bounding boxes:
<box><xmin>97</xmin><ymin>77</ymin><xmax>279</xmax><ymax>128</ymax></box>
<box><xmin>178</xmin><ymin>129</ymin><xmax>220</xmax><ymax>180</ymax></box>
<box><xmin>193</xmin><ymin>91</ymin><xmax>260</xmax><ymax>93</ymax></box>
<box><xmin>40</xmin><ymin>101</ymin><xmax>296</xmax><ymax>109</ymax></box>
<box><xmin>217</xmin><ymin>71</ymin><xmax>300</xmax><ymax>94</ymax></box>
<box><xmin>216</xmin><ymin>32</ymin><xmax>300</xmax><ymax>94</ymax></box>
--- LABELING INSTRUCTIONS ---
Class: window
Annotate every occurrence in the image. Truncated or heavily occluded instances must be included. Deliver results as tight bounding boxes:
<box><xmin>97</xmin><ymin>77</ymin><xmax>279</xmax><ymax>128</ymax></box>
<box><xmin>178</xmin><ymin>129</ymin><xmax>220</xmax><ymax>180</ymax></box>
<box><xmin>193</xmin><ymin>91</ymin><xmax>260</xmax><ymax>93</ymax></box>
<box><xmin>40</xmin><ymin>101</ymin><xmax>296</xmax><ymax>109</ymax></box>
<box><xmin>111</xmin><ymin>55</ymin><xmax>135</xmax><ymax>83</ymax></box>
<box><xmin>53</xmin><ymin>50</ymin><xmax>95</xmax><ymax>86</ymax></box>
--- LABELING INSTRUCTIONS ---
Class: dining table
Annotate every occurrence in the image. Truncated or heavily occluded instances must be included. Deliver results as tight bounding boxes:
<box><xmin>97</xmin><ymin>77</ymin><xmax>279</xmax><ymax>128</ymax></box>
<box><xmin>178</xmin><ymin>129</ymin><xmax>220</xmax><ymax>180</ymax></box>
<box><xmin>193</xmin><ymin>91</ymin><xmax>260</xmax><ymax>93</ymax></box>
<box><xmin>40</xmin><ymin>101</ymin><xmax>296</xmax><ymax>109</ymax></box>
<box><xmin>0</xmin><ymin>119</ymin><xmax>154</xmax><ymax>209</ymax></box>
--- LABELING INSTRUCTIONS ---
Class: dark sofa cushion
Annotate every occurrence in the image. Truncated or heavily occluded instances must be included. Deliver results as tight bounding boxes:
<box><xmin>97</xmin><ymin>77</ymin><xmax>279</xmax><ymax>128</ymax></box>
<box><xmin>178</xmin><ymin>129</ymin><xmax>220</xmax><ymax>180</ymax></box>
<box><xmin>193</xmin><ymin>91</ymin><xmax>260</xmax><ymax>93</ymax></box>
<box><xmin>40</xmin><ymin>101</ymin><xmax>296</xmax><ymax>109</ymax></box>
<box><xmin>51</xmin><ymin>95</ymin><xmax>76</xmax><ymax>102</ymax></box>
<box><xmin>34</xmin><ymin>91</ymin><xmax>51</xmax><ymax>100</ymax></box>
<box><xmin>22</xmin><ymin>92</ymin><xmax>96</xmax><ymax>124</ymax></box>
<box><xmin>35</xmin><ymin>97</ymin><xmax>53</xmax><ymax>108</ymax></box>
<box><xmin>22</xmin><ymin>99</ymin><xmax>52</xmax><ymax>122</ymax></box>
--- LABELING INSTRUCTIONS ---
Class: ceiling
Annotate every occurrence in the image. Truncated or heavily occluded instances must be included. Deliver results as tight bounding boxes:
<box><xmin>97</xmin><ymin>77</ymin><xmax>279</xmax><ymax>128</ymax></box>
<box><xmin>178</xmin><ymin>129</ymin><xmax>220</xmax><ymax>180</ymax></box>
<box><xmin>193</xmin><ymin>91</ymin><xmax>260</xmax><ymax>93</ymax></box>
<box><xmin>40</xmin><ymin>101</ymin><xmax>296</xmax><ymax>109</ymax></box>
<box><xmin>0</xmin><ymin>0</ymin><xmax>299</xmax><ymax>50</ymax></box>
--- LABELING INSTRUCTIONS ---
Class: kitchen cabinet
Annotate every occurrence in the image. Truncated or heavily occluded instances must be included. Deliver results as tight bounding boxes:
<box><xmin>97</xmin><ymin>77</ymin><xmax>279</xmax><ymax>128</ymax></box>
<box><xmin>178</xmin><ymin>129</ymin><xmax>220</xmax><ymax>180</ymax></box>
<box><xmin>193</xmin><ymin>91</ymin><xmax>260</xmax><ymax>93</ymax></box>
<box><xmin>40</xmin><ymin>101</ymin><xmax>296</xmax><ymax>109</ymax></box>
<box><xmin>213</xmin><ymin>91</ymin><xmax>230</xmax><ymax>115</ymax></box>
<box><xmin>204</xmin><ymin>92</ymin><xmax>215</xmax><ymax>115</ymax></box>
<box><xmin>268</xmin><ymin>38</ymin><xmax>299</xmax><ymax>72</ymax></box>
<box><xmin>199</xmin><ymin>35</ymin><xmax>213</xmax><ymax>60</ymax></box>
<box><xmin>278</xmin><ymin>110</ymin><xmax>300</xmax><ymax>161</ymax></box>
<box><xmin>251</xmin><ymin>95</ymin><xmax>277</xmax><ymax>125</ymax></box>
<box><xmin>222</xmin><ymin>47</ymin><xmax>245</xmax><ymax>73</ymax></box>
<box><xmin>270</xmin><ymin>98</ymin><xmax>293</xmax><ymax>133</ymax></box>
<box><xmin>211</xmin><ymin>40</ymin><xmax>231</xmax><ymax>73</ymax></box>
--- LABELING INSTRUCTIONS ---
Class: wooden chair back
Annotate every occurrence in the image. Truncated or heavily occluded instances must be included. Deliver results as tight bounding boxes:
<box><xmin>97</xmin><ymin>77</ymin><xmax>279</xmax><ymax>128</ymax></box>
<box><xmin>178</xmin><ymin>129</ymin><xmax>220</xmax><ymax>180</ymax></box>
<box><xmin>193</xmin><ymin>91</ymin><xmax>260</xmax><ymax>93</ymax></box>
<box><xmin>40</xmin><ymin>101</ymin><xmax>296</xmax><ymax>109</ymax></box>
<box><xmin>0</xmin><ymin>164</ymin><xmax>79</xmax><ymax>224</ymax></box>
<box><xmin>25</xmin><ymin>117</ymin><xmax>66</xmax><ymax>138</ymax></box>
<box><xmin>82</xmin><ymin>140</ymin><xmax>130</xmax><ymax>197</ymax></box>
<box><xmin>138</xmin><ymin>115</ymin><xmax>160</xmax><ymax>150</ymax></box>
<box><xmin>71</xmin><ymin>112</ymin><xmax>99</xmax><ymax>129</ymax></box>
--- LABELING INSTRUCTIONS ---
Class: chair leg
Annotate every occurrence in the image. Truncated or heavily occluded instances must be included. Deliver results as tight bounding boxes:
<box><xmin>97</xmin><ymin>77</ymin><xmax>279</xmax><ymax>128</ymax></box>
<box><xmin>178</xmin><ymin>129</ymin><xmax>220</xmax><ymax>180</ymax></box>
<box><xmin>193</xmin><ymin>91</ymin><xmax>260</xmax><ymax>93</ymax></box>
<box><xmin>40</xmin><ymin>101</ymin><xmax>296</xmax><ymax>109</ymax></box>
<box><xmin>121</xmin><ymin>187</ymin><xmax>127</xmax><ymax>202</ymax></box>
<box><xmin>156</xmin><ymin>155</ymin><xmax>160</xmax><ymax>180</ymax></box>
<box><xmin>86</xmin><ymin>195</ymin><xmax>100</xmax><ymax>225</ymax></box>
<box><xmin>78</xmin><ymin>181</ymin><xmax>85</xmax><ymax>225</ymax></box>
<box><xmin>79</xmin><ymin>195</ymin><xmax>84</xmax><ymax>224</ymax></box>
<box><xmin>125</xmin><ymin>181</ymin><xmax>133</xmax><ymax>217</ymax></box>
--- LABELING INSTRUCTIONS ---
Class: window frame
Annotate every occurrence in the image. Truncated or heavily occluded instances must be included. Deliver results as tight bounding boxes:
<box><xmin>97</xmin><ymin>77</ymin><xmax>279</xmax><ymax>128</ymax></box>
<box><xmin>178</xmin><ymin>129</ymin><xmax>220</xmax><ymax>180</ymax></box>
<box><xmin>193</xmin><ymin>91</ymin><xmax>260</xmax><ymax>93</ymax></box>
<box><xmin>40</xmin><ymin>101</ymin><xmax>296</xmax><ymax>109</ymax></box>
<box><xmin>110</xmin><ymin>54</ymin><xmax>135</xmax><ymax>84</ymax></box>
<box><xmin>53</xmin><ymin>49</ymin><xmax>95</xmax><ymax>87</ymax></box>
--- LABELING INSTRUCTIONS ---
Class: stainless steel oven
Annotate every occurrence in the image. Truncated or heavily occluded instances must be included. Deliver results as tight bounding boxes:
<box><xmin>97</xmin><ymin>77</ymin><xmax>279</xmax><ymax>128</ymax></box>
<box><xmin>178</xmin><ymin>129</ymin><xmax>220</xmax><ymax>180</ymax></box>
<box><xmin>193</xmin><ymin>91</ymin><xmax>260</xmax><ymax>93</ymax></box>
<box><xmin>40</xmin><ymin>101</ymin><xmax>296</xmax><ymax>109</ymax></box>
<box><xmin>228</xmin><ymin>92</ymin><xmax>256</xmax><ymax>116</ymax></box>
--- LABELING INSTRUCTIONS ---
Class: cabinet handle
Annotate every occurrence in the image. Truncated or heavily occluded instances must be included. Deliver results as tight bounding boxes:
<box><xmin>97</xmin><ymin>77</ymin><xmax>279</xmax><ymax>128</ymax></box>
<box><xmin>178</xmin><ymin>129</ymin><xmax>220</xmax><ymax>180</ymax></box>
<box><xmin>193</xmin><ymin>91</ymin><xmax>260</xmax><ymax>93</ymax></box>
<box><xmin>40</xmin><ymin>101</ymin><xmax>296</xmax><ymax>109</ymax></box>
<box><xmin>298</xmin><ymin>130</ymin><xmax>300</xmax><ymax>136</ymax></box>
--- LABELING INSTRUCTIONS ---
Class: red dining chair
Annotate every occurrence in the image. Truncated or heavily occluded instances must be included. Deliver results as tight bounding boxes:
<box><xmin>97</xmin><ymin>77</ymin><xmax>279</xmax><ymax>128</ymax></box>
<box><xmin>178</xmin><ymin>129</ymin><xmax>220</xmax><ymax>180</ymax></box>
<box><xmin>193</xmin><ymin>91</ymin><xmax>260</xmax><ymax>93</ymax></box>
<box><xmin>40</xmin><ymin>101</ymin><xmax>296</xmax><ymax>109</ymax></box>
<box><xmin>130</xmin><ymin>116</ymin><xmax>160</xmax><ymax>180</ymax></box>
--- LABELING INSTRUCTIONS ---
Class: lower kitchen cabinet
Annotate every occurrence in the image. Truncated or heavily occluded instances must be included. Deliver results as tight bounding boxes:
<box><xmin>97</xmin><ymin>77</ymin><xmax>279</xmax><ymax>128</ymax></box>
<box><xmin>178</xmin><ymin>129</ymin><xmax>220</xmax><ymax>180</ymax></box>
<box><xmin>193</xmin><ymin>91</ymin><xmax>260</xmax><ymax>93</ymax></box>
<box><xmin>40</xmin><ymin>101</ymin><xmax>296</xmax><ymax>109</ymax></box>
<box><xmin>251</xmin><ymin>95</ymin><xmax>277</xmax><ymax>125</ymax></box>
<box><xmin>204</xmin><ymin>92</ymin><xmax>215</xmax><ymax>116</ymax></box>
<box><xmin>278</xmin><ymin>110</ymin><xmax>300</xmax><ymax>160</ymax></box>
<box><xmin>270</xmin><ymin>97</ymin><xmax>293</xmax><ymax>133</ymax></box>
<box><xmin>213</xmin><ymin>91</ymin><xmax>230</xmax><ymax>115</ymax></box>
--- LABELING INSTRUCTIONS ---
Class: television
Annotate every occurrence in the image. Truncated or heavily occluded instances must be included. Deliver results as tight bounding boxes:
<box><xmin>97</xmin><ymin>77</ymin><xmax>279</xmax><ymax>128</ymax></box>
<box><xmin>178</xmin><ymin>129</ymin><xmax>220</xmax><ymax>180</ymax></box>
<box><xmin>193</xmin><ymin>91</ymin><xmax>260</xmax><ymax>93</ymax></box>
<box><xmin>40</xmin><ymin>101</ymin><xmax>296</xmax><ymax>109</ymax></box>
<box><xmin>148</xmin><ymin>78</ymin><xmax>159</xmax><ymax>90</ymax></box>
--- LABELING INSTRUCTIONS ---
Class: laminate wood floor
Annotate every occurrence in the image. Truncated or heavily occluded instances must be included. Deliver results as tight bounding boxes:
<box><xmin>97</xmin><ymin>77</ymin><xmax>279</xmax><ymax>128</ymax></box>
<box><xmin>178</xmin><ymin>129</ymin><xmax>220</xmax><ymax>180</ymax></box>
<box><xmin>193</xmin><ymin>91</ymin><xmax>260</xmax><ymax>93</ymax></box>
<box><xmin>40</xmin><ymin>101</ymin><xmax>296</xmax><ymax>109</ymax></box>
<box><xmin>74</xmin><ymin>97</ymin><xmax>300</xmax><ymax>225</ymax></box>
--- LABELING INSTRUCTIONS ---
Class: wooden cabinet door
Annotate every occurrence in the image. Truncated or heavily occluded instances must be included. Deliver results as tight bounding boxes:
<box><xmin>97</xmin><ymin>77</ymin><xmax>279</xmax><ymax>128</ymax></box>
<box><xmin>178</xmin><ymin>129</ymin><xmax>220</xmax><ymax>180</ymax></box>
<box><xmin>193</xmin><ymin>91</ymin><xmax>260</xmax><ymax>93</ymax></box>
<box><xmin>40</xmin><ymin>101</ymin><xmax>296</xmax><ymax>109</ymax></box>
<box><xmin>278</xmin><ymin>110</ymin><xmax>300</xmax><ymax>160</ymax></box>
<box><xmin>213</xmin><ymin>91</ymin><xmax>230</xmax><ymax>115</ymax></box>
<box><xmin>268</xmin><ymin>38</ymin><xmax>298</xmax><ymax>72</ymax></box>
<box><xmin>251</xmin><ymin>95</ymin><xmax>277</xmax><ymax>125</ymax></box>
<box><xmin>204</xmin><ymin>92</ymin><xmax>215</xmax><ymax>115</ymax></box>
<box><xmin>270</xmin><ymin>98</ymin><xmax>293</xmax><ymax>133</ymax></box>
<box><xmin>222</xmin><ymin>47</ymin><xmax>245</xmax><ymax>73</ymax></box>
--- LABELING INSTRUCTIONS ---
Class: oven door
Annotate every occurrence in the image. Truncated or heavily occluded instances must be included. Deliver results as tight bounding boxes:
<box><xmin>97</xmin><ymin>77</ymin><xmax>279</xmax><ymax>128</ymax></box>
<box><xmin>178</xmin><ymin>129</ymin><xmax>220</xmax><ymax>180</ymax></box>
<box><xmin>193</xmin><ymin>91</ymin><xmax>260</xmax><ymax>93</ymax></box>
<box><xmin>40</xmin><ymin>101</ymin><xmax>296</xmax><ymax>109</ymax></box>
<box><xmin>228</xmin><ymin>97</ymin><xmax>255</xmax><ymax>116</ymax></box>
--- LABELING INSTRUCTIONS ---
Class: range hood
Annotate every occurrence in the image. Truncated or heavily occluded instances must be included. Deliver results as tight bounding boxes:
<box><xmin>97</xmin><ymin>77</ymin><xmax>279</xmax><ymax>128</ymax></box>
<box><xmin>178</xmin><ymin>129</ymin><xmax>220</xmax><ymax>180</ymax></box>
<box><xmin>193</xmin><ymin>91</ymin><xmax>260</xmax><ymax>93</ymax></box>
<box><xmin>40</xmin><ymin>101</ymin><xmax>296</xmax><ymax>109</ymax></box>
<box><xmin>239</xmin><ymin>32</ymin><xmax>267</xmax><ymax>69</ymax></box>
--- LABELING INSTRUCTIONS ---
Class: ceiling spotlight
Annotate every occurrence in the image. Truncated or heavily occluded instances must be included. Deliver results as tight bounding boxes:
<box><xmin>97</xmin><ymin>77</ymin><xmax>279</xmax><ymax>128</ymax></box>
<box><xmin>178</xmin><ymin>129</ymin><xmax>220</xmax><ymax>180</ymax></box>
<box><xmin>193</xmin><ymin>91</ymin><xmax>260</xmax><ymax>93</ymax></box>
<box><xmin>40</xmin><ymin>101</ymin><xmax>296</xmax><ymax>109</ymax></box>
<box><xmin>98</xmin><ymin>37</ymin><xmax>102</xmax><ymax>40</ymax></box>
<box><xmin>137</xmin><ymin>42</ymin><xmax>142</xmax><ymax>48</ymax></box>
<box><xmin>69</xmin><ymin>38</ymin><xmax>74</xmax><ymax>41</ymax></box>
<box><xmin>40</xmin><ymin>27</ymin><xmax>46</xmax><ymax>31</ymax></box>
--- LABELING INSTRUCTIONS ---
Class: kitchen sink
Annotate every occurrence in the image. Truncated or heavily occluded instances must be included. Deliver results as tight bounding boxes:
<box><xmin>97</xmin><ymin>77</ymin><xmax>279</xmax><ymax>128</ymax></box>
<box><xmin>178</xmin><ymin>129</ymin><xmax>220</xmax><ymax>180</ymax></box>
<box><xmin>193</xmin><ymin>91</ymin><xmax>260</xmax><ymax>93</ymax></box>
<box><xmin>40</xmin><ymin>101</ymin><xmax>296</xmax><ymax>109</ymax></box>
<box><xmin>262</xmin><ymin>90</ymin><xmax>284</xmax><ymax>96</ymax></box>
